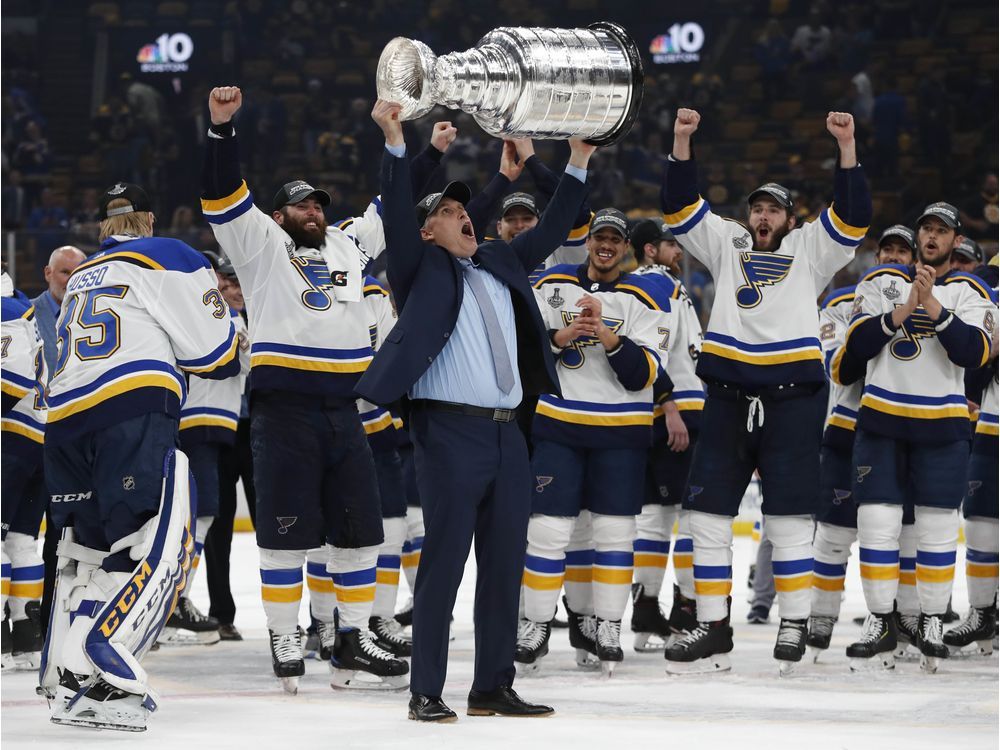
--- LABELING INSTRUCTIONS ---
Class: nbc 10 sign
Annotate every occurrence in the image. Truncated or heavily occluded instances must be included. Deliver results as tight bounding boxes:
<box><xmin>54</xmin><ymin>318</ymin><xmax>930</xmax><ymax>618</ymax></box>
<box><xmin>650</xmin><ymin>23</ymin><xmax>706</xmax><ymax>64</ymax></box>
<box><xmin>110</xmin><ymin>28</ymin><xmax>217</xmax><ymax>80</ymax></box>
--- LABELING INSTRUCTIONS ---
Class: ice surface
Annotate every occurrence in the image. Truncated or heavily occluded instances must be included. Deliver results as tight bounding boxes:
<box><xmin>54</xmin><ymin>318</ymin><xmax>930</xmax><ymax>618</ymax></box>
<box><xmin>3</xmin><ymin>533</ymin><xmax>996</xmax><ymax>749</ymax></box>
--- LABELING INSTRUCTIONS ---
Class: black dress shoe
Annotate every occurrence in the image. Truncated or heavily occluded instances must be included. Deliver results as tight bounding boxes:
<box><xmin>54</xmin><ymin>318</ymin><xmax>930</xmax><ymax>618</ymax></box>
<box><xmin>408</xmin><ymin>693</ymin><xmax>457</xmax><ymax>723</ymax></box>
<box><xmin>467</xmin><ymin>686</ymin><xmax>554</xmax><ymax>717</ymax></box>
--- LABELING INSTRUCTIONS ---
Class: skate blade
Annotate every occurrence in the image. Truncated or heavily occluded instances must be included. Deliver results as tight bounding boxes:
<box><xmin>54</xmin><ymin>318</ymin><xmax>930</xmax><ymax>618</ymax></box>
<box><xmin>574</xmin><ymin>649</ymin><xmax>600</xmax><ymax>670</ymax></box>
<box><xmin>599</xmin><ymin>660</ymin><xmax>619</xmax><ymax>678</ymax></box>
<box><xmin>946</xmin><ymin>641</ymin><xmax>995</xmax><ymax>658</ymax></box>
<box><xmin>50</xmin><ymin>690</ymin><xmax>156</xmax><ymax>732</ymax></box>
<box><xmin>515</xmin><ymin>660</ymin><xmax>543</xmax><ymax>677</ymax></box>
<box><xmin>919</xmin><ymin>654</ymin><xmax>943</xmax><ymax>674</ymax></box>
<box><xmin>665</xmin><ymin>654</ymin><xmax>731</xmax><ymax>675</ymax></box>
<box><xmin>11</xmin><ymin>652</ymin><xmax>41</xmax><ymax>671</ymax></box>
<box><xmin>329</xmin><ymin>668</ymin><xmax>409</xmax><ymax>691</ymax></box>
<box><xmin>633</xmin><ymin>632</ymin><xmax>667</xmax><ymax>652</ymax></box>
<box><xmin>50</xmin><ymin>714</ymin><xmax>147</xmax><ymax>732</ymax></box>
<box><xmin>892</xmin><ymin>644</ymin><xmax>920</xmax><ymax>661</ymax></box>
<box><xmin>1</xmin><ymin>654</ymin><xmax>15</xmax><ymax>670</ymax></box>
<box><xmin>848</xmin><ymin>654</ymin><xmax>894</xmax><ymax>672</ymax></box>
<box><xmin>157</xmin><ymin>627</ymin><xmax>221</xmax><ymax>646</ymax></box>
<box><xmin>777</xmin><ymin>659</ymin><xmax>799</xmax><ymax>677</ymax></box>
<box><xmin>279</xmin><ymin>676</ymin><xmax>300</xmax><ymax>695</ymax></box>
<box><xmin>808</xmin><ymin>646</ymin><xmax>826</xmax><ymax>664</ymax></box>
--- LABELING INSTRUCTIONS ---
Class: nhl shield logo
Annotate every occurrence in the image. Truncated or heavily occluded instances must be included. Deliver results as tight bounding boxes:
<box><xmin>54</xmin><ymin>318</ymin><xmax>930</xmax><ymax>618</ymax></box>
<box><xmin>883</xmin><ymin>280</ymin><xmax>900</xmax><ymax>301</ymax></box>
<box><xmin>547</xmin><ymin>289</ymin><xmax>565</xmax><ymax>309</ymax></box>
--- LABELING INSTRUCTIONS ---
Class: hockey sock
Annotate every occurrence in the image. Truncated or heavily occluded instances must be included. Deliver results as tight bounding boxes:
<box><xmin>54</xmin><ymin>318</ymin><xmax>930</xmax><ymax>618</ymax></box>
<box><xmin>4</xmin><ymin>532</ymin><xmax>43</xmax><ymax>621</ymax></box>
<box><xmin>914</xmin><ymin>506</ymin><xmax>959</xmax><ymax>615</ymax></box>
<box><xmin>523</xmin><ymin>514</ymin><xmax>573</xmax><ymax>623</ymax></box>
<box><xmin>690</xmin><ymin>511</ymin><xmax>734</xmax><ymax>622</ymax></box>
<box><xmin>181</xmin><ymin>516</ymin><xmax>214</xmax><ymax>597</ymax></box>
<box><xmin>564</xmin><ymin>511</ymin><xmax>595</xmax><ymax>616</ymax></box>
<box><xmin>767</xmin><ymin>515</ymin><xmax>814</xmax><ymax>620</ymax></box>
<box><xmin>672</xmin><ymin>510</ymin><xmax>695</xmax><ymax>600</ymax></box>
<box><xmin>896</xmin><ymin>521</ymin><xmax>919</xmax><ymax>616</ymax></box>
<box><xmin>372</xmin><ymin>517</ymin><xmax>406</xmax><ymax>619</ymax></box>
<box><xmin>329</xmin><ymin>545</ymin><xmax>379</xmax><ymax>630</ymax></box>
<box><xmin>811</xmin><ymin>522</ymin><xmax>856</xmax><ymax>619</ymax></box>
<box><xmin>306</xmin><ymin>547</ymin><xmax>336</xmax><ymax>624</ymax></box>
<box><xmin>965</xmin><ymin>516</ymin><xmax>1000</xmax><ymax>608</ymax></box>
<box><xmin>633</xmin><ymin>504</ymin><xmax>678</xmax><ymax>598</ymax></box>
<box><xmin>1</xmin><ymin>546</ymin><xmax>10</xmax><ymax>618</ymax></box>
<box><xmin>856</xmin><ymin>504</ymin><xmax>903</xmax><ymax>614</ymax></box>
<box><xmin>401</xmin><ymin>506</ymin><xmax>424</xmax><ymax>596</ymax></box>
<box><xmin>259</xmin><ymin>548</ymin><xmax>306</xmax><ymax>635</ymax></box>
<box><xmin>592</xmin><ymin>513</ymin><xmax>636</xmax><ymax>621</ymax></box>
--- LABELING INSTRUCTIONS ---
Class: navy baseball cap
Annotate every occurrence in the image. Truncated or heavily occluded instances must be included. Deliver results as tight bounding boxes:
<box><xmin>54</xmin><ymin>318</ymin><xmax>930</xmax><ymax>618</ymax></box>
<box><xmin>748</xmin><ymin>183</ymin><xmax>794</xmax><ymax>211</ymax></box>
<box><xmin>589</xmin><ymin>208</ymin><xmax>629</xmax><ymax>239</ymax></box>
<box><xmin>500</xmin><ymin>192</ymin><xmax>539</xmax><ymax>217</ymax></box>
<box><xmin>878</xmin><ymin>224</ymin><xmax>916</xmax><ymax>250</ymax></box>
<box><xmin>954</xmin><ymin>238</ymin><xmax>983</xmax><ymax>263</ymax></box>
<box><xmin>630</xmin><ymin>218</ymin><xmax>675</xmax><ymax>252</ymax></box>
<box><xmin>272</xmin><ymin>180</ymin><xmax>332</xmax><ymax>212</ymax></box>
<box><xmin>916</xmin><ymin>202</ymin><xmax>960</xmax><ymax>229</ymax></box>
<box><xmin>98</xmin><ymin>182</ymin><xmax>152</xmax><ymax>220</ymax></box>
<box><xmin>415</xmin><ymin>181</ymin><xmax>472</xmax><ymax>225</ymax></box>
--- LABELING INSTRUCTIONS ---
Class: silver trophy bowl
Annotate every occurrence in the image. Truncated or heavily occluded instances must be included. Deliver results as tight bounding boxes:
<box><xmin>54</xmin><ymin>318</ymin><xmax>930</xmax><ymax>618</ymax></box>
<box><xmin>376</xmin><ymin>22</ymin><xmax>644</xmax><ymax>146</ymax></box>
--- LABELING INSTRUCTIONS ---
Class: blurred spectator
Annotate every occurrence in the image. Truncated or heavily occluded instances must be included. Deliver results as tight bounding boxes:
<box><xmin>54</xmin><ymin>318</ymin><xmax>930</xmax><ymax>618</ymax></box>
<box><xmin>12</xmin><ymin>119</ymin><xmax>50</xmax><ymax>177</ymax></box>
<box><xmin>167</xmin><ymin>205</ymin><xmax>203</xmax><ymax>247</ymax></box>
<box><xmin>26</xmin><ymin>188</ymin><xmax>68</xmax><ymax>232</ymax></box>
<box><xmin>70</xmin><ymin>187</ymin><xmax>102</xmax><ymax>244</ymax></box>
<box><xmin>2</xmin><ymin>169</ymin><xmax>28</xmax><ymax>229</ymax></box>
<box><xmin>121</xmin><ymin>73</ymin><xmax>166</xmax><ymax>142</ymax></box>
<box><xmin>850</xmin><ymin>70</ymin><xmax>874</xmax><ymax>126</ymax></box>
<box><xmin>870</xmin><ymin>75</ymin><xmax>906</xmax><ymax>181</ymax></box>
<box><xmin>755</xmin><ymin>20</ymin><xmax>791</xmax><ymax>102</ymax></box>
<box><xmin>790</xmin><ymin>10</ymin><xmax>832</xmax><ymax>69</ymax></box>
<box><xmin>916</xmin><ymin>71</ymin><xmax>950</xmax><ymax>169</ymax></box>
<box><xmin>960</xmin><ymin>173</ymin><xmax>999</xmax><ymax>242</ymax></box>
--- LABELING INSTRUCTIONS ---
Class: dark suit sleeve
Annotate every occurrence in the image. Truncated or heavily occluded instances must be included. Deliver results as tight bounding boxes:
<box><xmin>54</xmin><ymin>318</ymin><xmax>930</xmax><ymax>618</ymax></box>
<box><xmin>466</xmin><ymin>172</ymin><xmax>511</xmax><ymax>239</ymax></box>
<box><xmin>509</xmin><ymin>171</ymin><xmax>588</xmax><ymax>274</ymax></box>
<box><xmin>409</xmin><ymin>144</ymin><xmax>444</xmax><ymax>198</ymax></box>
<box><xmin>381</xmin><ymin>150</ymin><xmax>425</xmax><ymax>311</ymax></box>
<box><xmin>525</xmin><ymin>155</ymin><xmax>592</xmax><ymax>232</ymax></box>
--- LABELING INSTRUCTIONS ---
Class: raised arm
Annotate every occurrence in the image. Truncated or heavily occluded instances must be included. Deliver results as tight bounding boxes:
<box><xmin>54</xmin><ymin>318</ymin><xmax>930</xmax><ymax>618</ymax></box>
<box><xmin>519</xmin><ymin>139</ymin><xmax>593</xmax><ymax>237</ymax></box>
<box><xmin>466</xmin><ymin>140</ymin><xmax>521</xmax><ymax>237</ymax></box>
<box><xmin>372</xmin><ymin>100</ymin><xmax>425</xmax><ymax>309</ymax></box>
<box><xmin>409</xmin><ymin>121</ymin><xmax>457</xmax><ymax>198</ymax></box>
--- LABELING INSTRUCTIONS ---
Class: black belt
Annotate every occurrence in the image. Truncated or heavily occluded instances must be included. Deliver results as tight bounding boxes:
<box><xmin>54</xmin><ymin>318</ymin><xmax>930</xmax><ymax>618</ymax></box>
<box><xmin>410</xmin><ymin>399</ymin><xmax>519</xmax><ymax>423</ymax></box>
<box><xmin>706</xmin><ymin>382</ymin><xmax>821</xmax><ymax>402</ymax></box>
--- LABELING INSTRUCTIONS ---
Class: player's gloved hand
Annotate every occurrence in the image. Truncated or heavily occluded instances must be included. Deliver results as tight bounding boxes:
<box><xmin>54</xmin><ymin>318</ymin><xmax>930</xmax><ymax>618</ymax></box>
<box><xmin>373</xmin><ymin>99</ymin><xmax>405</xmax><ymax>147</ymax></box>
<box><xmin>209</xmin><ymin>86</ymin><xmax>242</xmax><ymax>125</ymax></box>
<box><xmin>499</xmin><ymin>140</ymin><xmax>524</xmax><ymax>182</ymax></box>
<box><xmin>430</xmin><ymin>121</ymin><xmax>458</xmax><ymax>153</ymax></box>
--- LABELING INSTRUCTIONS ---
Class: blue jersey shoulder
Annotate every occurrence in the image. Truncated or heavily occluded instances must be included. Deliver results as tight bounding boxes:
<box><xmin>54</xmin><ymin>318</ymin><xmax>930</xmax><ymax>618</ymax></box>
<box><xmin>821</xmin><ymin>284</ymin><xmax>857</xmax><ymax>309</ymax></box>
<box><xmin>1</xmin><ymin>295</ymin><xmax>32</xmax><ymax>322</ymax></box>
<box><xmin>943</xmin><ymin>271</ymin><xmax>994</xmax><ymax>301</ymax></box>
<box><xmin>92</xmin><ymin>236</ymin><xmax>210</xmax><ymax>274</ymax></box>
<box><xmin>861</xmin><ymin>263</ymin><xmax>911</xmax><ymax>283</ymax></box>
<box><xmin>619</xmin><ymin>272</ymin><xmax>672</xmax><ymax>311</ymax></box>
<box><xmin>533</xmin><ymin>263</ymin><xmax>581</xmax><ymax>287</ymax></box>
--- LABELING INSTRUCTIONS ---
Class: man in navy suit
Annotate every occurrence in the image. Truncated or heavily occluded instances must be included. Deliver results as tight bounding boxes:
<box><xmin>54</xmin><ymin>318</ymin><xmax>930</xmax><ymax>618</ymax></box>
<box><xmin>360</xmin><ymin>101</ymin><xmax>596</xmax><ymax>722</ymax></box>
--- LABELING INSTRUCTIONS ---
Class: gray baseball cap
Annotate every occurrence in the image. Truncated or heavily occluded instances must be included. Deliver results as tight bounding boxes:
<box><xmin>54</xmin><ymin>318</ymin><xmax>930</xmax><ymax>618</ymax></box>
<box><xmin>415</xmin><ymin>181</ymin><xmax>472</xmax><ymax>225</ymax></box>
<box><xmin>916</xmin><ymin>202</ymin><xmax>961</xmax><ymax>229</ymax></box>
<box><xmin>748</xmin><ymin>182</ymin><xmax>794</xmax><ymax>211</ymax></box>
<box><xmin>589</xmin><ymin>208</ymin><xmax>629</xmax><ymax>239</ymax></box>
<box><xmin>954</xmin><ymin>238</ymin><xmax>983</xmax><ymax>263</ymax></box>
<box><xmin>878</xmin><ymin>224</ymin><xmax>916</xmax><ymax>250</ymax></box>
<box><xmin>500</xmin><ymin>192</ymin><xmax>539</xmax><ymax>217</ymax></box>
<box><xmin>272</xmin><ymin>180</ymin><xmax>332</xmax><ymax>212</ymax></box>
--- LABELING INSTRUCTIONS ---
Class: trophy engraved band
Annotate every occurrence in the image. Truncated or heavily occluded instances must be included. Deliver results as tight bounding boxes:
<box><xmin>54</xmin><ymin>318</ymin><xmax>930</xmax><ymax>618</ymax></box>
<box><xmin>376</xmin><ymin>22</ymin><xmax>644</xmax><ymax>146</ymax></box>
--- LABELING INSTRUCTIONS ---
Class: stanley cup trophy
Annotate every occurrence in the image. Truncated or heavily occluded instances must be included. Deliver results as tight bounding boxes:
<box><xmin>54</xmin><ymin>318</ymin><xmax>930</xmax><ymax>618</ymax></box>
<box><xmin>376</xmin><ymin>22</ymin><xmax>644</xmax><ymax>146</ymax></box>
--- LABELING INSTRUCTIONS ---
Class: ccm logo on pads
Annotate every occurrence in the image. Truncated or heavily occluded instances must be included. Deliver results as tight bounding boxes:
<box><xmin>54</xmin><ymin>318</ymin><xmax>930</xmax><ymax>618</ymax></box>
<box><xmin>51</xmin><ymin>492</ymin><xmax>93</xmax><ymax>503</ymax></box>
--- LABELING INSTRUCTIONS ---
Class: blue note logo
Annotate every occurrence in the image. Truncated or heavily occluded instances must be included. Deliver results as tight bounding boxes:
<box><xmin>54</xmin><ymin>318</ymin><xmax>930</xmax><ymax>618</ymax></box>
<box><xmin>535</xmin><ymin>476</ymin><xmax>554</xmax><ymax>493</ymax></box>
<box><xmin>277</xmin><ymin>516</ymin><xmax>298</xmax><ymax>535</ymax></box>
<box><xmin>890</xmin><ymin>306</ymin><xmax>936</xmax><ymax>361</ymax></box>
<box><xmin>832</xmin><ymin>488</ymin><xmax>852</xmax><ymax>505</ymax></box>
<box><xmin>290</xmin><ymin>256</ymin><xmax>348</xmax><ymax>311</ymax></box>
<box><xmin>968</xmin><ymin>480</ymin><xmax>982</xmax><ymax>496</ymax></box>
<box><xmin>735</xmin><ymin>252</ymin><xmax>793</xmax><ymax>308</ymax></box>
<box><xmin>856</xmin><ymin>466</ymin><xmax>872</xmax><ymax>483</ymax></box>
<box><xmin>558</xmin><ymin>310</ymin><xmax>624</xmax><ymax>369</ymax></box>
<box><xmin>687</xmin><ymin>485</ymin><xmax>704</xmax><ymax>503</ymax></box>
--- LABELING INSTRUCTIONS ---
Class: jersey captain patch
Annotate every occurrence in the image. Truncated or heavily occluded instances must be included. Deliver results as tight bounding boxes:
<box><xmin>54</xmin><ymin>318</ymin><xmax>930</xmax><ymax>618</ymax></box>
<box><xmin>735</xmin><ymin>252</ymin><xmax>794</xmax><ymax>308</ymax></box>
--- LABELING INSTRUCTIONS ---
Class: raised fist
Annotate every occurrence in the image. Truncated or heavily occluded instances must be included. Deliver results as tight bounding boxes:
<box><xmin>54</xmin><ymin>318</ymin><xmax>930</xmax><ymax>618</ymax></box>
<box><xmin>826</xmin><ymin>111</ymin><xmax>855</xmax><ymax>142</ymax></box>
<box><xmin>430</xmin><ymin>121</ymin><xmax>458</xmax><ymax>153</ymax></box>
<box><xmin>674</xmin><ymin>108</ymin><xmax>701</xmax><ymax>138</ymax></box>
<box><xmin>209</xmin><ymin>86</ymin><xmax>242</xmax><ymax>126</ymax></box>
<box><xmin>371</xmin><ymin>99</ymin><xmax>404</xmax><ymax>146</ymax></box>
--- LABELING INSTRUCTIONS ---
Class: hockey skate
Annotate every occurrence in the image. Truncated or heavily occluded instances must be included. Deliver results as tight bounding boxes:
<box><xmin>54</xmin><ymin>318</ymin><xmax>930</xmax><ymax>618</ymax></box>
<box><xmin>269</xmin><ymin>628</ymin><xmax>305</xmax><ymax>695</ymax></box>
<box><xmin>48</xmin><ymin>672</ymin><xmax>157</xmax><ymax>732</ymax></box>
<box><xmin>806</xmin><ymin>615</ymin><xmax>836</xmax><ymax>663</ymax></box>
<box><xmin>514</xmin><ymin>619</ymin><xmax>551</xmax><ymax>676</ymax></box>
<box><xmin>330</xmin><ymin>618</ymin><xmax>409</xmax><ymax>691</ymax></box>
<box><xmin>158</xmin><ymin>597</ymin><xmax>221</xmax><ymax>646</ymax></box>
<box><xmin>630</xmin><ymin>583</ymin><xmax>671</xmax><ymax>652</ymax></box>
<box><xmin>9</xmin><ymin>601</ymin><xmax>43</xmax><ymax>670</ymax></box>
<box><xmin>916</xmin><ymin>613</ymin><xmax>949</xmax><ymax>674</ymax></box>
<box><xmin>773</xmin><ymin>618</ymin><xmax>807</xmax><ymax>676</ymax></box>
<box><xmin>893</xmin><ymin>611</ymin><xmax>921</xmax><ymax>660</ymax></box>
<box><xmin>369</xmin><ymin>615</ymin><xmax>412</xmax><ymax>657</ymax></box>
<box><xmin>596</xmin><ymin>618</ymin><xmax>624</xmax><ymax>677</ymax></box>
<box><xmin>1</xmin><ymin>616</ymin><xmax>14</xmax><ymax>670</ymax></box>
<box><xmin>664</xmin><ymin>619</ymin><xmax>734</xmax><ymax>675</ymax></box>
<box><xmin>846</xmin><ymin>613</ymin><xmax>897</xmax><ymax>671</ymax></box>
<box><xmin>666</xmin><ymin>585</ymin><xmax>698</xmax><ymax>646</ymax></box>
<box><xmin>563</xmin><ymin>595</ymin><xmax>599</xmax><ymax>669</ymax></box>
<box><xmin>943</xmin><ymin>606</ymin><xmax>997</xmax><ymax>657</ymax></box>
<box><xmin>394</xmin><ymin>597</ymin><xmax>413</xmax><ymax>629</ymax></box>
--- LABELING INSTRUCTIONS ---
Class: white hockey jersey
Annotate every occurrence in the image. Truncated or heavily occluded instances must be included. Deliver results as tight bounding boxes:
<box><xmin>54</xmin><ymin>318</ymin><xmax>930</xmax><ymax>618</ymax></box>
<box><xmin>201</xmin><ymin>126</ymin><xmax>385</xmax><ymax>400</ymax></box>
<box><xmin>662</xmin><ymin>157</ymin><xmax>870</xmax><ymax>388</ymax></box>
<box><xmin>846</xmin><ymin>265</ymin><xmax>995</xmax><ymax>442</ymax></box>
<box><xmin>45</xmin><ymin>235</ymin><xmax>240</xmax><ymax>444</ymax></box>
<box><xmin>819</xmin><ymin>284</ymin><xmax>863</xmax><ymax>448</ymax></box>
<box><xmin>357</xmin><ymin>277</ymin><xmax>399</xmax><ymax>453</ymax></box>
<box><xmin>532</xmin><ymin>264</ymin><xmax>673</xmax><ymax>448</ymax></box>
<box><xmin>179</xmin><ymin>308</ymin><xmax>250</xmax><ymax>445</ymax></box>
<box><xmin>1</xmin><ymin>293</ymin><xmax>45</xmax><ymax>459</ymax></box>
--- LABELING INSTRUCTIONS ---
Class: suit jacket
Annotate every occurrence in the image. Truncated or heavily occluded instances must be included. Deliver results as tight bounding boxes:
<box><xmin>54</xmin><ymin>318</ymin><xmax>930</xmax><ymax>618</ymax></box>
<box><xmin>355</xmin><ymin>151</ymin><xmax>589</xmax><ymax>407</ymax></box>
<box><xmin>30</xmin><ymin>290</ymin><xmax>59</xmax><ymax>383</ymax></box>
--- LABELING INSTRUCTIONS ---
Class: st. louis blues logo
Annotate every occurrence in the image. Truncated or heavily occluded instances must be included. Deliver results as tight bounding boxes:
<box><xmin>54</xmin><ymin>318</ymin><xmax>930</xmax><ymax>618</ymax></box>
<box><xmin>832</xmin><ymin>488</ymin><xmax>852</xmax><ymax>506</ymax></box>
<box><xmin>559</xmin><ymin>310</ymin><xmax>624</xmax><ymax>369</ymax></box>
<box><xmin>968</xmin><ymin>480</ymin><xmax>983</xmax><ymax>496</ymax></box>
<box><xmin>856</xmin><ymin>466</ymin><xmax>872</xmax><ymax>483</ymax></box>
<box><xmin>276</xmin><ymin>516</ymin><xmax>298</xmax><ymax>535</ymax></box>
<box><xmin>890</xmin><ymin>306</ymin><xmax>936</xmax><ymax>361</ymax></box>
<box><xmin>687</xmin><ymin>485</ymin><xmax>704</xmax><ymax>503</ymax></box>
<box><xmin>735</xmin><ymin>252</ymin><xmax>794</xmax><ymax>308</ymax></box>
<box><xmin>535</xmin><ymin>476</ymin><xmax>554</xmax><ymax>493</ymax></box>
<box><xmin>368</xmin><ymin>323</ymin><xmax>378</xmax><ymax>350</ymax></box>
<box><xmin>290</xmin><ymin>256</ymin><xmax>348</xmax><ymax>311</ymax></box>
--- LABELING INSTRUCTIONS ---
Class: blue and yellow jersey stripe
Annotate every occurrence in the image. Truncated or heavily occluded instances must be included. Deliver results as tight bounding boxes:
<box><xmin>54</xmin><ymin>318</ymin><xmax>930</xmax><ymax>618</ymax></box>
<box><xmin>860</xmin><ymin>385</ymin><xmax>969</xmax><ymax>421</ymax></box>
<box><xmin>201</xmin><ymin>180</ymin><xmax>255</xmax><ymax>225</ymax></box>
<box><xmin>976</xmin><ymin>411</ymin><xmax>999</xmax><ymax>436</ymax></box>
<box><xmin>2</xmin><ymin>410</ymin><xmax>45</xmax><ymax>443</ymax></box>
<box><xmin>46</xmin><ymin>360</ymin><xmax>185</xmax><ymax>423</ymax></box>
<box><xmin>663</xmin><ymin>196</ymin><xmax>710</xmax><ymax>235</ymax></box>
<box><xmin>820</xmin><ymin>205</ymin><xmax>868</xmax><ymax>247</ymax></box>
<box><xmin>535</xmin><ymin>395</ymin><xmax>653</xmax><ymax>428</ymax></box>
<box><xmin>179</xmin><ymin>406</ymin><xmax>239</xmax><ymax>433</ymax></box>
<box><xmin>250</xmin><ymin>342</ymin><xmax>373</xmax><ymax>374</ymax></box>
<box><xmin>826</xmin><ymin>404</ymin><xmax>858</xmax><ymax>432</ymax></box>
<box><xmin>702</xmin><ymin>332</ymin><xmax>822</xmax><ymax>366</ymax></box>
<box><xmin>178</xmin><ymin>325</ymin><xmax>239</xmax><ymax>374</ymax></box>
<box><xmin>1</xmin><ymin>368</ymin><xmax>35</xmax><ymax>402</ymax></box>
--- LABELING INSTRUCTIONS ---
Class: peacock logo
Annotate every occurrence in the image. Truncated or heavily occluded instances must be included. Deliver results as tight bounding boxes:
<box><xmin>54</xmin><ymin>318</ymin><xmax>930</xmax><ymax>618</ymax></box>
<box><xmin>136</xmin><ymin>33</ymin><xmax>194</xmax><ymax>73</ymax></box>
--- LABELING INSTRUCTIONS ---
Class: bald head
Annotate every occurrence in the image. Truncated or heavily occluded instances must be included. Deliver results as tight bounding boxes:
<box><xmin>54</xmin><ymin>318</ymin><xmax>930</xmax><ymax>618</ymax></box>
<box><xmin>45</xmin><ymin>245</ymin><xmax>87</xmax><ymax>303</ymax></box>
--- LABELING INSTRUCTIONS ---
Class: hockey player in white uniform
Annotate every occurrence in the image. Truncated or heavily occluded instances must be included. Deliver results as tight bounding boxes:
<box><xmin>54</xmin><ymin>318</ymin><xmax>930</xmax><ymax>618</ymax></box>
<box><xmin>661</xmin><ymin>108</ymin><xmax>871</xmax><ymax>675</ymax></box>
<box><xmin>807</xmin><ymin>226</ymin><xmax>919</xmax><ymax>661</ymax></box>
<box><xmin>630</xmin><ymin>219</ymin><xmax>705</xmax><ymax>649</ymax></box>
<box><xmin>517</xmin><ymin>208</ymin><xmax>673</xmax><ymax>676</ymax></box>
<box><xmin>40</xmin><ymin>182</ymin><xmax>240</xmax><ymax>731</ymax></box>
<box><xmin>201</xmin><ymin>86</ymin><xmax>429</xmax><ymax>692</ymax></box>
<box><xmin>2</xmin><ymin>274</ymin><xmax>47</xmax><ymax>671</ymax></box>
<box><xmin>843</xmin><ymin>202</ymin><xmax>995</xmax><ymax>673</ymax></box>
